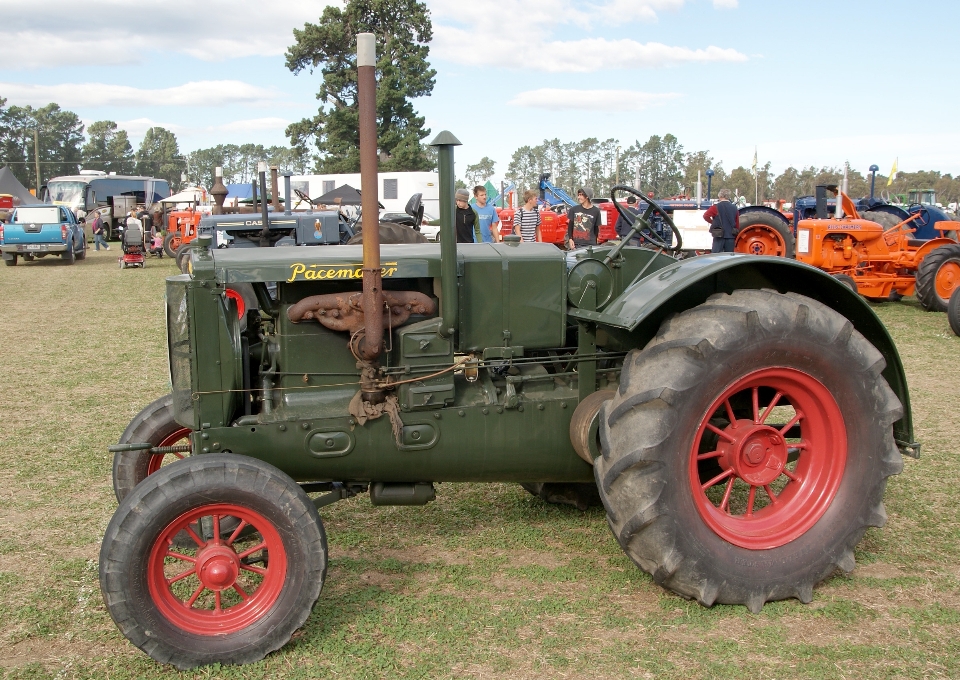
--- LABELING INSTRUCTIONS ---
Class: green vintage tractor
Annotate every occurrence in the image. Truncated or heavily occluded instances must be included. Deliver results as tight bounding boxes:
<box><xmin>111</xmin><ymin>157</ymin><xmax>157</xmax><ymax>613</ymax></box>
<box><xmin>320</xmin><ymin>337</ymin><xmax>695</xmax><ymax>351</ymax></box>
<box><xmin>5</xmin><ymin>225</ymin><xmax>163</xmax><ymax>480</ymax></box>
<box><xmin>98</xmin><ymin>35</ymin><xmax>916</xmax><ymax>672</ymax></box>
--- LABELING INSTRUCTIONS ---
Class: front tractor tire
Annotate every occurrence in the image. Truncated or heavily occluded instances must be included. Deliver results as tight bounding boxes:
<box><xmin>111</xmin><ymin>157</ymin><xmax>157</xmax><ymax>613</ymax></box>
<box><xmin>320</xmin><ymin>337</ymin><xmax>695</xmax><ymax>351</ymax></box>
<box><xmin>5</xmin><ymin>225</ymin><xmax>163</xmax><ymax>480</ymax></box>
<box><xmin>735</xmin><ymin>211</ymin><xmax>796</xmax><ymax>258</ymax></box>
<box><xmin>113</xmin><ymin>394</ymin><xmax>190</xmax><ymax>503</ymax></box>
<box><xmin>595</xmin><ymin>289</ymin><xmax>903</xmax><ymax>612</ymax></box>
<box><xmin>99</xmin><ymin>454</ymin><xmax>328</xmax><ymax>670</ymax></box>
<box><xmin>915</xmin><ymin>243</ymin><xmax>960</xmax><ymax>312</ymax></box>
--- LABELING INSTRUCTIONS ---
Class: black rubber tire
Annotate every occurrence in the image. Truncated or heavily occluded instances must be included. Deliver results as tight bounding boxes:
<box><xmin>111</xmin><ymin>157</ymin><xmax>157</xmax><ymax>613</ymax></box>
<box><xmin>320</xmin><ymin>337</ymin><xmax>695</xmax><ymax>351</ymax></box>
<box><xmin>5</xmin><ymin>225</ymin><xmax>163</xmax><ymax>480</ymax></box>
<box><xmin>949</xmin><ymin>287</ymin><xmax>960</xmax><ymax>337</ymax></box>
<box><xmin>163</xmin><ymin>232</ymin><xmax>181</xmax><ymax>259</ymax></box>
<box><xmin>915</xmin><ymin>243</ymin><xmax>960</xmax><ymax>312</ymax></box>
<box><xmin>595</xmin><ymin>289</ymin><xmax>903</xmax><ymax>612</ymax></box>
<box><xmin>23</xmin><ymin>254</ymin><xmax>34</xmax><ymax>262</ymax></box>
<box><xmin>3</xmin><ymin>255</ymin><xmax>15</xmax><ymax>266</ymax></box>
<box><xmin>76</xmin><ymin>243</ymin><xmax>86</xmax><ymax>260</ymax></box>
<box><xmin>176</xmin><ymin>244</ymin><xmax>192</xmax><ymax>274</ymax></box>
<box><xmin>99</xmin><ymin>454</ymin><xmax>327</xmax><ymax>670</ymax></box>
<box><xmin>346</xmin><ymin>221</ymin><xmax>429</xmax><ymax>245</ymax></box>
<box><xmin>832</xmin><ymin>273</ymin><xmax>859</xmax><ymax>295</ymax></box>
<box><xmin>520</xmin><ymin>482</ymin><xmax>602</xmax><ymax>511</ymax></box>
<box><xmin>735</xmin><ymin>211</ymin><xmax>796</xmax><ymax>258</ymax></box>
<box><xmin>62</xmin><ymin>245</ymin><xmax>75</xmax><ymax>264</ymax></box>
<box><xmin>113</xmin><ymin>394</ymin><xmax>189</xmax><ymax>503</ymax></box>
<box><xmin>862</xmin><ymin>210</ymin><xmax>903</xmax><ymax>230</ymax></box>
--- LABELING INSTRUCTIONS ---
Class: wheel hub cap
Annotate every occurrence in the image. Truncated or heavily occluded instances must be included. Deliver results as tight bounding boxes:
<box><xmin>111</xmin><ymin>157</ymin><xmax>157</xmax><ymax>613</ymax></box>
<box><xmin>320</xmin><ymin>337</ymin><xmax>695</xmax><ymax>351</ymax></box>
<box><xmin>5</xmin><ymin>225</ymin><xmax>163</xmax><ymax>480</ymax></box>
<box><xmin>195</xmin><ymin>546</ymin><xmax>240</xmax><ymax>591</ymax></box>
<box><xmin>719</xmin><ymin>420</ymin><xmax>788</xmax><ymax>486</ymax></box>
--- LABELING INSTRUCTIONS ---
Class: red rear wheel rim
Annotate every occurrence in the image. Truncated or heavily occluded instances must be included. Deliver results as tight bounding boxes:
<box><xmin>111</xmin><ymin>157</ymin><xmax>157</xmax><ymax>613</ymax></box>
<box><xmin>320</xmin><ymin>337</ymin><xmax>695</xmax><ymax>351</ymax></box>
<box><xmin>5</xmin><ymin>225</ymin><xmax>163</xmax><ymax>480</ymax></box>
<box><xmin>935</xmin><ymin>261</ymin><xmax>960</xmax><ymax>301</ymax></box>
<box><xmin>689</xmin><ymin>367</ymin><xmax>846</xmax><ymax>549</ymax></box>
<box><xmin>170</xmin><ymin>236</ymin><xmax>182</xmax><ymax>250</ymax></box>
<box><xmin>147</xmin><ymin>428</ymin><xmax>191</xmax><ymax>475</ymax></box>
<box><xmin>736</xmin><ymin>226</ymin><xmax>786</xmax><ymax>256</ymax></box>
<box><xmin>147</xmin><ymin>503</ymin><xmax>287</xmax><ymax>635</ymax></box>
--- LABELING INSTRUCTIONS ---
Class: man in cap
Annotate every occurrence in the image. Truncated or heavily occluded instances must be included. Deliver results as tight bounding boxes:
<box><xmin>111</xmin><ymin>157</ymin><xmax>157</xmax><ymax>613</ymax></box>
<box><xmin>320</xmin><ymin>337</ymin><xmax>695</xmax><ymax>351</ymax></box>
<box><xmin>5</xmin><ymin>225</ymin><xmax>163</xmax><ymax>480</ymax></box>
<box><xmin>455</xmin><ymin>188</ymin><xmax>481</xmax><ymax>243</ymax></box>
<box><xmin>703</xmin><ymin>189</ymin><xmax>739</xmax><ymax>253</ymax></box>
<box><xmin>566</xmin><ymin>186</ymin><xmax>603</xmax><ymax>249</ymax></box>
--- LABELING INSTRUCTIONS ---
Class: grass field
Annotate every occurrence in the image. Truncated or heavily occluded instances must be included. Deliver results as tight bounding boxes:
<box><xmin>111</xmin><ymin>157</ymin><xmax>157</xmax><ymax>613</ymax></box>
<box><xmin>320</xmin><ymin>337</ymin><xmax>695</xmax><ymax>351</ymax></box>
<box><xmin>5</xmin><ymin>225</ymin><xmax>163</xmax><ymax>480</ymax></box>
<box><xmin>1</xmin><ymin>247</ymin><xmax>959</xmax><ymax>679</ymax></box>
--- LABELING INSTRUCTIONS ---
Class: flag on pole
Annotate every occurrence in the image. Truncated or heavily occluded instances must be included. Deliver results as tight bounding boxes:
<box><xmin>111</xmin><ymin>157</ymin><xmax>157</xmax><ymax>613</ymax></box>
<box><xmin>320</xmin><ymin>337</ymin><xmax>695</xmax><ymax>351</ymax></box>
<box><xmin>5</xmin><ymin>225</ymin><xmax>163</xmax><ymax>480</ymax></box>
<box><xmin>887</xmin><ymin>158</ymin><xmax>898</xmax><ymax>186</ymax></box>
<box><xmin>751</xmin><ymin>147</ymin><xmax>758</xmax><ymax>177</ymax></box>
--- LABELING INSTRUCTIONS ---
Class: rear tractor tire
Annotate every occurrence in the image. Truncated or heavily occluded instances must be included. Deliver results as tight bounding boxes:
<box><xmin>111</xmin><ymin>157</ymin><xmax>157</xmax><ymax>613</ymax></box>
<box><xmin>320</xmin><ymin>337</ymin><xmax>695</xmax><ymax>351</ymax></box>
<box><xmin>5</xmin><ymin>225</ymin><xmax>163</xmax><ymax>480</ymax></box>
<box><xmin>163</xmin><ymin>232</ymin><xmax>183</xmax><ymax>259</ymax></box>
<box><xmin>99</xmin><ymin>454</ymin><xmax>327</xmax><ymax>670</ymax></box>
<box><xmin>735</xmin><ymin>211</ymin><xmax>796</xmax><ymax>258</ymax></box>
<box><xmin>113</xmin><ymin>394</ymin><xmax>191</xmax><ymax>503</ymax></box>
<box><xmin>949</xmin><ymin>287</ymin><xmax>960</xmax><ymax>337</ymax></box>
<box><xmin>915</xmin><ymin>243</ymin><xmax>960</xmax><ymax>312</ymax></box>
<box><xmin>595</xmin><ymin>289</ymin><xmax>903</xmax><ymax>612</ymax></box>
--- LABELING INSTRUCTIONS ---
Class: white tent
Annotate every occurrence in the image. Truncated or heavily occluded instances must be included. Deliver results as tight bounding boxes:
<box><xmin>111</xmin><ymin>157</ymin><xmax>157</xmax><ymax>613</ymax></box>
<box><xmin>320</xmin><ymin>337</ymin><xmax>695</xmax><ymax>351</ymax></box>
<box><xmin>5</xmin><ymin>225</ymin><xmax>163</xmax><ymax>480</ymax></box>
<box><xmin>160</xmin><ymin>187</ymin><xmax>207</xmax><ymax>205</ymax></box>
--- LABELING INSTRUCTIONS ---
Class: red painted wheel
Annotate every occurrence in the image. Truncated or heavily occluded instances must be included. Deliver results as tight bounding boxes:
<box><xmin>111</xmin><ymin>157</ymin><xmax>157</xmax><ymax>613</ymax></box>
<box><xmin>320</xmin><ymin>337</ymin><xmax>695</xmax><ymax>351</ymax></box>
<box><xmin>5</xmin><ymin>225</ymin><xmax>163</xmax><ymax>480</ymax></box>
<box><xmin>689</xmin><ymin>367</ymin><xmax>846</xmax><ymax>549</ymax></box>
<box><xmin>147</xmin><ymin>503</ymin><xmax>287</xmax><ymax>635</ymax></box>
<box><xmin>736</xmin><ymin>225</ymin><xmax>786</xmax><ymax>256</ymax></box>
<box><xmin>224</xmin><ymin>288</ymin><xmax>246</xmax><ymax>320</ymax></box>
<box><xmin>934</xmin><ymin>260</ymin><xmax>960</xmax><ymax>301</ymax></box>
<box><xmin>916</xmin><ymin>243</ymin><xmax>960</xmax><ymax>311</ymax></box>
<box><xmin>113</xmin><ymin>394</ymin><xmax>192</xmax><ymax>503</ymax></box>
<box><xmin>597</xmin><ymin>289</ymin><xmax>903</xmax><ymax>612</ymax></box>
<box><xmin>100</xmin><ymin>454</ymin><xmax>328</xmax><ymax>669</ymax></box>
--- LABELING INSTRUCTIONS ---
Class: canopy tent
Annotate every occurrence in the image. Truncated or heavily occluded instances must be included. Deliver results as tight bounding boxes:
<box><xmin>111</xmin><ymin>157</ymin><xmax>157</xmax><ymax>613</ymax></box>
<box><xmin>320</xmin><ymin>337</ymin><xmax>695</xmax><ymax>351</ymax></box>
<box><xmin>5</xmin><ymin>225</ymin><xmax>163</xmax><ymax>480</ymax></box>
<box><xmin>226</xmin><ymin>184</ymin><xmax>253</xmax><ymax>200</ymax></box>
<box><xmin>313</xmin><ymin>184</ymin><xmax>383</xmax><ymax>209</ymax></box>
<box><xmin>0</xmin><ymin>166</ymin><xmax>41</xmax><ymax>206</ymax></box>
<box><xmin>160</xmin><ymin>187</ymin><xmax>207</xmax><ymax>205</ymax></box>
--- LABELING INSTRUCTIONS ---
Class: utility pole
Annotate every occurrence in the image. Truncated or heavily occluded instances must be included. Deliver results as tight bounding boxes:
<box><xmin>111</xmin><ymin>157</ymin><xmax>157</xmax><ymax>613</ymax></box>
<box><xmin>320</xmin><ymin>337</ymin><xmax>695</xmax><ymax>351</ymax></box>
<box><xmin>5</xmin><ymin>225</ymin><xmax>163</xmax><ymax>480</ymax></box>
<box><xmin>33</xmin><ymin>129</ymin><xmax>41</xmax><ymax>195</ymax></box>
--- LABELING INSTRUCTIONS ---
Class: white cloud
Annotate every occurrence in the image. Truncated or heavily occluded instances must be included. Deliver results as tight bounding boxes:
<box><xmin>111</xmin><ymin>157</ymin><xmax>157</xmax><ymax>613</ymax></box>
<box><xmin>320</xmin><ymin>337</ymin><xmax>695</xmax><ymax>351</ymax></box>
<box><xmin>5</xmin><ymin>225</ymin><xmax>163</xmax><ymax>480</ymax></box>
<box><xmin>0</xmin><ymin>0</ymin><xmax>330</xmax><ymax>68</ymax></box>
<box><xmin>116</xmin><ymin>117</ymin><xmax>292</xmax><ymax>147</ymax></box>
<box><xmin>713</xmin><ymin>0</ymin><xmax>738</xmax><ymax>7</ymax></box>
<box><xmin>509</xmin><ymin>88</ymin><xmax>681</xmax><ymax>111</ymax></box>
<box><xmin>430</xmin><ymin>0</ymin><xmax>745</xmax><ymax>72</ymax></box>
<box><xmin>0</xmin><ymin>81</ymin><xmax>284</xmax><ymax>108</ymax></box>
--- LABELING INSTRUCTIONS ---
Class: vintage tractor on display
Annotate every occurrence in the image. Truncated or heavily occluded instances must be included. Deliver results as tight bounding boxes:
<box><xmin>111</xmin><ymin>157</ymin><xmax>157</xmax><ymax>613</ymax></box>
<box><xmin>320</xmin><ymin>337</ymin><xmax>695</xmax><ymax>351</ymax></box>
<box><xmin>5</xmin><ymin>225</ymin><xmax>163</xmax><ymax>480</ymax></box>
<box><xmin>791</xmin><ymin>186</ymin><xmax>960</xmax><ymax>307</ymax></box>
<box><xmin>99</xmin><ymin>35</ymin><xmax>917</xmax><ymax>670</ymax></box>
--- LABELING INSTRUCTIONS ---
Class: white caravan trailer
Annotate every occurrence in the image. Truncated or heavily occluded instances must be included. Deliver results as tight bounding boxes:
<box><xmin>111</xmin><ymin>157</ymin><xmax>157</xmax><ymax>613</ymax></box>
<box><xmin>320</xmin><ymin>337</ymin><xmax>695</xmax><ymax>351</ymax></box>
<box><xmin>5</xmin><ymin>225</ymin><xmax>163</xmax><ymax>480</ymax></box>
<box><xmin>290</xmin><ymin>171</ymin><xmax>439</xmax><ymax>219</ymax></box>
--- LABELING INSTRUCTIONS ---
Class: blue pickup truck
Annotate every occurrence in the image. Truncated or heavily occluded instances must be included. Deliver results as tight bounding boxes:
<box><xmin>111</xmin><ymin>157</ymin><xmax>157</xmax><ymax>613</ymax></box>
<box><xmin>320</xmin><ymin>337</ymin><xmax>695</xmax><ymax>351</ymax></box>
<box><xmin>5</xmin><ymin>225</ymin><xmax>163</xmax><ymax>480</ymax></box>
<box><xmin>1</xmin><ymin>205</ymin><xmax>86</xmax><ymax>266</ymax></box>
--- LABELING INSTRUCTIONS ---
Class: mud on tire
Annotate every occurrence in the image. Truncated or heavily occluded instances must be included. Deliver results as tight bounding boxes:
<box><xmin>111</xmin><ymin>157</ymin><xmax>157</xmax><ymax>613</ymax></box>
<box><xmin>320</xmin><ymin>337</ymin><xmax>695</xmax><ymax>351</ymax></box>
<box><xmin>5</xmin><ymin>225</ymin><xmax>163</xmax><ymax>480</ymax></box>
<box><xmin>594</xmin><ymin>289</ymin><xmax>903</xmax><ymax>612</ymax></box>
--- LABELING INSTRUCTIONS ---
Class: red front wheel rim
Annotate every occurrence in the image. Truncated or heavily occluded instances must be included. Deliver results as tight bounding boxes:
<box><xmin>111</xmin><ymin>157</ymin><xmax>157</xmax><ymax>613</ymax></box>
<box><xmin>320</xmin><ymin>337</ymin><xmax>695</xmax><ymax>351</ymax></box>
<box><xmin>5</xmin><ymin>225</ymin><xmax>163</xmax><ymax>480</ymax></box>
<box><xmin>736</xmin><ymin>226</ymin><xmax>786</xmax><ymax>256</ymax></box>
<box><xmin>147</xmin><ymin>503</ymin><xmax>287</xmax><ymax>635</ymax></box>
<box><xmin>689</xmin><ymin>367</ymin><xmax>846</xmax><ymax>549</ymax></box>
<box><xmin>147</xmin><ymin>428</ymin><xmax>191</xmax><ymax>475</ymax></box>
<box><xmin>224</xmin><ymin>288</ymin><xmax>246</xmax><ymax>319</ymax></box>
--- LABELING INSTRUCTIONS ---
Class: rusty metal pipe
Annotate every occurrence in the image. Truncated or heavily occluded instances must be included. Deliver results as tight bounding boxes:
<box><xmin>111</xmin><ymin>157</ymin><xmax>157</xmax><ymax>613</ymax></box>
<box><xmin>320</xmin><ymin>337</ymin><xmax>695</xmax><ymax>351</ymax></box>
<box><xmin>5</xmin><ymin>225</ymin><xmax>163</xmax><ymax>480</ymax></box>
<box><xmin>357</xmin><ymin>32</ymin><xmax>383</xmax><ymax>361</ymax></box>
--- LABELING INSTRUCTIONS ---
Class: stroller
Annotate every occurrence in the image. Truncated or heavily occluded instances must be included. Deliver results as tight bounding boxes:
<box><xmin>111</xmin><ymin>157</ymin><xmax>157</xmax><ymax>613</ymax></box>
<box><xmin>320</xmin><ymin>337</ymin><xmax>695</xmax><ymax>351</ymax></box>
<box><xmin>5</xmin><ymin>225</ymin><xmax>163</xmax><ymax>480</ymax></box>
<box><xmin>119</xmin><ymin>223</ymin><xmax>146</xmax><ymax>269</ymax></box>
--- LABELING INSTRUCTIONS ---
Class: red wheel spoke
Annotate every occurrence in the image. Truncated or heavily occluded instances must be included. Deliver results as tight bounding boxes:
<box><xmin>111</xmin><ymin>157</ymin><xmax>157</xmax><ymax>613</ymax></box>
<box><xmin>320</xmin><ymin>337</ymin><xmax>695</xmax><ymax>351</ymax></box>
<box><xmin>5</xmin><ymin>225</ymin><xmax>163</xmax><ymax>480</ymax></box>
<box><xmin>183</xmin><ymin>524</ymin><xmax>206</xmax><ymax>548</ymax></box>
<box><xmin>165</xmin><ymin>550</ymin><xmax>196</xmax><ymax>563</ymax></box>
<box><xmin>212</xmin><ymin>515</ymin><xmax>221</xmax><ymax>546</ymax></box>
<box><xmin>226</xmin><ymin>520</ymin><xmax>249</xmax><ymax>546</ymax></box>
<box><xmin>697</xmin><ymin>449</ymin><xmax>722</xmax><ymax>461</ymax></box>
<box><xmin>782</xmin><ymin>468</ymin><xmax>801</xmax><ymax>482</ymax></box>
<box><xmin>760</xmin><ymin>391</ymin><xmax>783</xmax><ymax>424</ymax></box>
<box><xmin>185</xmin><ymin>583</ymin><xmax>205</xmax><ymax>607</ymax></box>
<box><xmin>779</xmin><ymin>411</ymin><xmax>803</xmax><ymax>436</ymax></box>
<box><xmin>789</xmin><ymin>441</ymin><xmax>808</xmax><ymax>451</ymax></box>
<box><xmin>706</xmin><ymin>423</ymin><xmax>736</xmax><ymax>443</ymax></box>
<box><xmin>240</xmin><ymin>563</ymin><xmax>267</xmax><ymax>576</ymax></box>
<box><xmin>719</xmin><ymin>477</ymin><xmax>735</xmax><ymax>513</ymax></box>
<box><xmin>233</xmin><ymin>583</ymin><xmax>250</xmax><ymax>601</ymax></box>
<box><xmin>701</xmin><ymin>468</ymin><xmax>734</xmax><ymax>491</ymax></box>
<box><xmin>167</xmin><ymin>567</ymin><xmax>196</xmax><ymax>585</ymax></box>
<box><xmin>723</xmin><ymin>399</ymin><xmax>737</xmax><ymax>424</ymax></box>
<box><xmin>214</xmin><ymin>591</ymin><xmax>222</xmax><ymax>612</ymax></box>
<box><xmin>237</xmin><ymin>541</ymin><xmax>267</xmax><ymax>560</ymax></box>
<box><xmin>173</xmin><ymin>452</ymin><xmax>185</xmax><ymax>460</ymax></box>
<box><xmin>764</xmin><ymin>485</ymin><xmax>778</xmax><ymax>505</ymax></box>
<box><xmin>752</xmin><ymin>387</ymin><xmax>760</xmax><ymax>423</ymax></box>
<box><xmin>745</xmin><ymin>486</ymin><xmax>757</xmax><ymax>517</ymax></box>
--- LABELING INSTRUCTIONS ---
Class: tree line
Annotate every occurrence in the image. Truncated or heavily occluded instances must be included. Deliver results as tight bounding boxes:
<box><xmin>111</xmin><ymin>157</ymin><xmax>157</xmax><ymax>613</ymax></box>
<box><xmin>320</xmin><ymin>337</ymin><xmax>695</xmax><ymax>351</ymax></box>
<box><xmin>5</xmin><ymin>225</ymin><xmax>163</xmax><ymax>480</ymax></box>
<box><xmin>492</xmin><ymin>134</ymin><xmax>960</xmax><ymax>206</ymax></box>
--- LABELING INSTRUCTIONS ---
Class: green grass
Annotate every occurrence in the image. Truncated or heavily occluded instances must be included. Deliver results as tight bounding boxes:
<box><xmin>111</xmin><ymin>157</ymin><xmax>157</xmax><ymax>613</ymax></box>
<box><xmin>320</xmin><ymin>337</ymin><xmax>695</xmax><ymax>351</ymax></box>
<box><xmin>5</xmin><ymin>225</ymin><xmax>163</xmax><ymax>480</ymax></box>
<box><xmin>1</xmin><ymin>249</ymin><xmax>959</xmax><ymax>678</ymax></box>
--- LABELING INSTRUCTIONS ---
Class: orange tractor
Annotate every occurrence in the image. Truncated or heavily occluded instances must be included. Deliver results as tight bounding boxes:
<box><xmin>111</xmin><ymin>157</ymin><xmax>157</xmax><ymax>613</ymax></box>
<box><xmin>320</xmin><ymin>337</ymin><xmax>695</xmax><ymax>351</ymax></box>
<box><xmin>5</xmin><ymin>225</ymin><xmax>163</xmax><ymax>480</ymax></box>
<box><xmin>161</xmin><ymin>209</ymin><xmax>202</xmax><ymax>258</ymax></box>
<box><xmin>795</xmin><ymin>185</ymin><xmax>960</xmax><ymax>309</ymax></box>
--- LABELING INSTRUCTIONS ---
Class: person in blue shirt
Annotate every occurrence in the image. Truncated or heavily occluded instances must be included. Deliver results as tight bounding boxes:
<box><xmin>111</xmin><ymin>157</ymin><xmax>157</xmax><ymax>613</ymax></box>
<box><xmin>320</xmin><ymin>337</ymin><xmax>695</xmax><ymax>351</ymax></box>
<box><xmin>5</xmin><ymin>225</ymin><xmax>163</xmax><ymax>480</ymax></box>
<box><xmin>471</xmin><ymin>186</ymin><xmax>501</xmax><ymax>243</ymax></box>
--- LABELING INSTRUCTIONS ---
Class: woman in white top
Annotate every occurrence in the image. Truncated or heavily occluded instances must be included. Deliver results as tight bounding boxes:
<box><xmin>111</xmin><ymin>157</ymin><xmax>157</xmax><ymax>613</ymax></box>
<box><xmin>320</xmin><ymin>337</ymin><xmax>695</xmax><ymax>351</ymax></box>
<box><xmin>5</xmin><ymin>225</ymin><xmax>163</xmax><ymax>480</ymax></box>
<box><xmin>513</xmin><ymin>189</ymin><xmax>541</xmax><ymax>242</ymax></box>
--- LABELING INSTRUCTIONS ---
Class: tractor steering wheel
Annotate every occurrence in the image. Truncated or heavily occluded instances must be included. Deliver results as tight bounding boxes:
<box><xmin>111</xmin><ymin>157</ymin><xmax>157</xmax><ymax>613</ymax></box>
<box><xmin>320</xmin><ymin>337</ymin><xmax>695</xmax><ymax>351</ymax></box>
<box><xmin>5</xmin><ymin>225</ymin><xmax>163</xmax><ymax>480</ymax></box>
<box><xmin>907</xmin><ymin>203</ymin><xmax>931</xmax><ymax>227</ymax></box>
<box><xmin>610</xmin><ymin>185</ymin><xmax>683</xmax><ymax>252</ymax></box>
<box><xmin>294</xmin><ymin>189</ymin><xmax>315</xmax><ymax>207</ymax></box>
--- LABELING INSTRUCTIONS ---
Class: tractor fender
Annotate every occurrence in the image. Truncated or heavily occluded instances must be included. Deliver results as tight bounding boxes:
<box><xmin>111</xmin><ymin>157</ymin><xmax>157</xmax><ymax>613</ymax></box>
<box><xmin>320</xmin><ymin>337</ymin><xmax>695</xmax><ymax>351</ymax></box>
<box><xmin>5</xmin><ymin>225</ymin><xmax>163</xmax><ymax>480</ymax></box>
<box><xmin>911</xmin><ymin>237</ymin><xmax>957</xmax><ymax>259</ymax></box>
<box><xmin>738</xmin><ymin>204</ymin><xmax>791</xmax><ymax>225</ymax></box>
<box><xmin>569</xmin><ymin>253</ymin><xmax>917</xmax><ymax>456</ymax></box>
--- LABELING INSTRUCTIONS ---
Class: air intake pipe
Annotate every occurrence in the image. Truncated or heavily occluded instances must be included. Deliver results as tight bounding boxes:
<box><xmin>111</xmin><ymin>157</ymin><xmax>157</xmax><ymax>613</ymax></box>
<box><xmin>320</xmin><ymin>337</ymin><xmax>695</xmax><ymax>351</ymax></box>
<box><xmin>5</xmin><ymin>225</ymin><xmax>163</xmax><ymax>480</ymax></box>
<box><xmin>429</xmin><ymin>130</ymin><xmax>462</xmax><ymax>339</ymax></box>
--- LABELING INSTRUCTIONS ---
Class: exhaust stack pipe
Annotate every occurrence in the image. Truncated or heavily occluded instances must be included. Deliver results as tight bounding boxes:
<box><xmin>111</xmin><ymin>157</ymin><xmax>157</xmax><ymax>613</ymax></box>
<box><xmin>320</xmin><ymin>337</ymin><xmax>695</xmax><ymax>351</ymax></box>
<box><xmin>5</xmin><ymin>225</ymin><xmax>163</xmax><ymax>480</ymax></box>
<box><xmin>357</xmin><ymin>32</ymin><xmax>384</xmax><ymax>371</ymax></box>
<box><xmin>429</xmin><ymin>131</ymin><xmax>462</xmax><ymax>339</ymax></box>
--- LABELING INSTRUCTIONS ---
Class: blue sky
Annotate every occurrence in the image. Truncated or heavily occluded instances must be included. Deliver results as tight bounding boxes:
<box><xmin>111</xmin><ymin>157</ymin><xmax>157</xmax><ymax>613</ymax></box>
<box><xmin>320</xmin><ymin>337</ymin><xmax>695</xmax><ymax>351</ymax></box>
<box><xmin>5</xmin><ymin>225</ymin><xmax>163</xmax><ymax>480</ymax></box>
<box><xmin>2</xmin><ymin>0</ymin><xmax>957</xmax><ymax>180</ymax></box>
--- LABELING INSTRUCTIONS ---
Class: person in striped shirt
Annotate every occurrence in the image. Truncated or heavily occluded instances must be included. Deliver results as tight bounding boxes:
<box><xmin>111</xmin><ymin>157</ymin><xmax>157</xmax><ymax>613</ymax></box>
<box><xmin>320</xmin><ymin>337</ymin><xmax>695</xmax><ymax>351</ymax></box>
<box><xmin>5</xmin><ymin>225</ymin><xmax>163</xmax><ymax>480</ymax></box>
<box><xmin>513</xmin><ymin>190</ymin><xmax>541</xmax><ymax>242</ymax></box>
